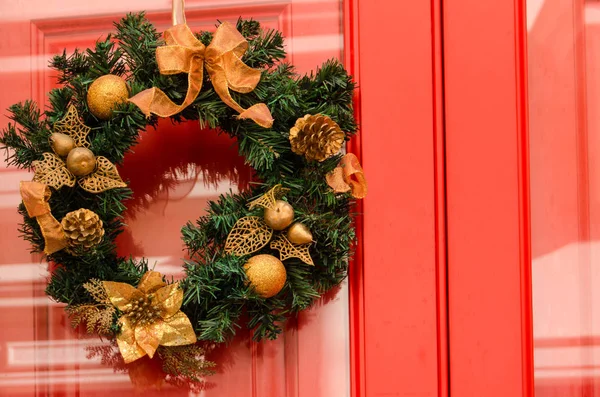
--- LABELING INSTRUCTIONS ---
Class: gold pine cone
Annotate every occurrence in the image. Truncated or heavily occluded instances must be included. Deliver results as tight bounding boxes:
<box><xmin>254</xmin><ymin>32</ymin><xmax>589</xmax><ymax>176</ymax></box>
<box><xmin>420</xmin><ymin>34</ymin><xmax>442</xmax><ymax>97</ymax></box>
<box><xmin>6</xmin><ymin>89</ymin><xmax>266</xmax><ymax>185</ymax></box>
<box><xmin>243</xmin><ymin>254</ymin><xmax>287</xmax><ymax>298</ymax></box>
<box><xmin>289</xmin><ymin>114</ymin><xmax>345</xmax><ymax>162</ymax></box>
<box><xmin>61</xmin><ymin>209</ymin><xmax>105</xmax><ymax>250</ymax></box>
<box><xmin>87</xmin><ymin>74</ymin><xmax>129</xmax><ymax>120</ymax></box>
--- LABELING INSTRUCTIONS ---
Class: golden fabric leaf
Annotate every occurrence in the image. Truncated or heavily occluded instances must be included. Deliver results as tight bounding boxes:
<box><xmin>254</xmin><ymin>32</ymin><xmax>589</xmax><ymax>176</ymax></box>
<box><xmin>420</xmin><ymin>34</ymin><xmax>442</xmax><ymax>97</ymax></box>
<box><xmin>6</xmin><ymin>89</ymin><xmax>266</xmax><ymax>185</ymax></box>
<box><xmin>103</xmin><ymin>281</ymin><xmax>143</xmax><ymax>311</ymax></box>
<box><xmin>247</xmin><ymin>184</ymin><xmax>290</xmax><ymax>210</ymax></box>
<box><xmin>138</xmin><ymin>271</ymin><xmax>167</xmax><ymax>294</ymax></box>
<box><xmin>224</xmin><ymin>216</ymin><xmax>273</xmax><ymax>256</ymax></box>
<box><xmin>53</xmin><ymin>105</ymin><xmax>91</xmax><ymax>148</ymax></box>
<box><xmin>155</xmin><ymin>283</ymin><xmax>183</xmax><ymax>318</ymax></box>
<box><xmin>159</xmin><ymin>311</ymin><xmax>197</xmax><ymax>347</ymax></box>
<box><xmin>135</xmin><ymin>321</ymin><xmax>164</xmax><ymax>358</ymax></box>
<box><xmin>270</xmin><ymin>235</ymin><xmax>314</xmax><ymax>266</ymax></box>
<box><xmin>117</xmin><ymin>316</ymin><xmax>148</xmax><ymax>364</ymax></box>
<box><xmin>32</xmin><ymin>152</ymin><xmax>76</xmax><ymax>190</ymax></box>
<box><xmin>78</xmin><ymin>156</ymin><xmax>126</xmax><ymax>193</ymax></box>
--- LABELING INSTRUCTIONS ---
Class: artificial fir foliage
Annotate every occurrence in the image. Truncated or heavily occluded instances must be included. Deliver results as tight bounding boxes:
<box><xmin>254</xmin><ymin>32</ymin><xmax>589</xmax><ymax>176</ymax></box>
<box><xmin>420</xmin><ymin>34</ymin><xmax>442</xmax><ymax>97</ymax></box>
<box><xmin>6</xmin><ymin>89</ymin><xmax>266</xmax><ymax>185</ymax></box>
<box><xmin>0</xmin><ymin>12</ymin><xmax>362</xmax><ymax>373</ymax></box>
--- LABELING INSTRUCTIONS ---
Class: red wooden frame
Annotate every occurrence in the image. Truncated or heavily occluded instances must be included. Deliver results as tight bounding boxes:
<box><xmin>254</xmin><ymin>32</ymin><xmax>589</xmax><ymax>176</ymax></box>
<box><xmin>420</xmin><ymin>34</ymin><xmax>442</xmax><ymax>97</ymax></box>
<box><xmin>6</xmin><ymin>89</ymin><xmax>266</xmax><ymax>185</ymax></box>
<box><xmin>443</xmin><ymin>0</ymin><xmax>534</xmax><ymax>397</ymax></box>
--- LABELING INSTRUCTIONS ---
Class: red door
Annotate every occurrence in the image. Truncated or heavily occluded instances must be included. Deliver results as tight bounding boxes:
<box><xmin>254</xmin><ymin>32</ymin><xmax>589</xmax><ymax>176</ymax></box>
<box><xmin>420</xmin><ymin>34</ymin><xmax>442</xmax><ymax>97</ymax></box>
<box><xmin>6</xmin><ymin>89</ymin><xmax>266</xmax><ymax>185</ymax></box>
<box><xmin>0</xmin><ymin>1</ymin><xmax>445</xmax><ymax>396</ymax></box>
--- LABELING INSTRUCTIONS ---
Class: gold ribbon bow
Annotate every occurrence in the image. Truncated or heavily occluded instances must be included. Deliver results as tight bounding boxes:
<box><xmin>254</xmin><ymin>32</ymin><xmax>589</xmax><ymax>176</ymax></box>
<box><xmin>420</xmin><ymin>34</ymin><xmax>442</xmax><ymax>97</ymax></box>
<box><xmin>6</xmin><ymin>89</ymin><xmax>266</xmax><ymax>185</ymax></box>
<box><xmin>20</xmin><ymin>181</ymin><xmax>68</xmax><ymax>255</ymax></box>
<box><xmin>326</xmin><ymin>153</ymin><xmax>368</xmax><ymax>199</ymax></box>
<box><xmin>129</xmin><ymin>22</ymin><xmax>274</xmax><ymax>128</ymax></box>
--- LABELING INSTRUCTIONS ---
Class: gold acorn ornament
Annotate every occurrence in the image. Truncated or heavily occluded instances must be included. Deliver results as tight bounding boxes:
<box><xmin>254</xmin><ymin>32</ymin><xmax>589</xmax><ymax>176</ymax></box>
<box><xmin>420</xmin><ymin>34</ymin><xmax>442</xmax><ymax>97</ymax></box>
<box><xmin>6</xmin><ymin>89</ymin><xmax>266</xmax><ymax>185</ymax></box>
<box><xmin>286</xmin><ymin>222</ymin><xmax>313</xmax><ymax>245</ymax></box>
<box><xmin>87</xmin><ymin>74</ymin><xmax>129</xmax><ymax>120</ymax></box>
<box><xmin>33</xmin><ymin>105</ymin><xmax>126</xmax><ymax>193</ymax></box>
<box><xmin>243</xmin><ymin>254</ymin><xmax>287</xmax><ymax>298</ymax></box>
<box><xmin>61</xmin><ymin>208</ymin><xmax>105</xmax><ymax>250</ymax></box>
<box><xmin>289</xmin><ymin>114</ymin><xmax>345</xmax><ymax>162</ymax></box>
<box><xmin>263</xmin><ymin>200</ymin><xmax>294</xmax><ymax>230</ymax></box>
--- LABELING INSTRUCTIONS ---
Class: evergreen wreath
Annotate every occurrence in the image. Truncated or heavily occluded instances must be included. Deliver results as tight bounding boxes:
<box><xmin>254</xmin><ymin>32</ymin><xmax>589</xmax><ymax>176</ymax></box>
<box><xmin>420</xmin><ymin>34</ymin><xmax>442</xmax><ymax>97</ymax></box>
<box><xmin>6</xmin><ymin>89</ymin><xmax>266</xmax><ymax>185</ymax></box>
<box><xmin>0</xmin><ymin>13</ymin><xmax>365</xmax><ymax>385</ymax></box>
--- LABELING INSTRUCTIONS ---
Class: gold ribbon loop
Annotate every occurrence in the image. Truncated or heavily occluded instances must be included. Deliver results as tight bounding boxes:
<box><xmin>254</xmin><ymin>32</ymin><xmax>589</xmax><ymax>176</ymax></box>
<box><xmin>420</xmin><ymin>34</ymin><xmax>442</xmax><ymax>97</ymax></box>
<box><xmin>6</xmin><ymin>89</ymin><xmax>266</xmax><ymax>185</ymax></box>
<box><xmin>129</xmin><ymin>22</ymin><xmax>274</xmax><ymax>128</ymax></box>
<box><xmin>20</xmin><ymin>181</ymin><xmax>68</xmax><ymax>254</ymax></box>
<box><xmin>326</xmin><ymin>153</ymin><xmax>368</xmax><ymax>199</ymax></box>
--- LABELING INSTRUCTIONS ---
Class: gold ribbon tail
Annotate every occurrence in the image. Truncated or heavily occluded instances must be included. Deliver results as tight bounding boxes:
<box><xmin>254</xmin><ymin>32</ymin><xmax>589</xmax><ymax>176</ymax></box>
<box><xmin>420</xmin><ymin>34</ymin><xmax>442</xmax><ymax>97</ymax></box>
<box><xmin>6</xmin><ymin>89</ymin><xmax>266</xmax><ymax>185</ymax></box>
<box><xmin>20</xmin><ymin>181</ymin><xmax>68</xmax><ymax>254</ymax></box>
<box><xmin>326</xmin><ymin>153</ymin><xmax>368</xmax><ymax>199</ymax></box>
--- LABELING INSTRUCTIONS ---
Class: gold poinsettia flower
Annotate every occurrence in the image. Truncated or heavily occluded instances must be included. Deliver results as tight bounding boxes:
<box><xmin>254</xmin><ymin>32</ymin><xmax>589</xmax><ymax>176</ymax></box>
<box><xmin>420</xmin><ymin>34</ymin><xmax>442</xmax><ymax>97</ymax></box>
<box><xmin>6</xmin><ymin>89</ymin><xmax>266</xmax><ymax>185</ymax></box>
<box><xmin>103</xmin><ymin>271</ymin><xmax>197</xmax><ymax>364</ymax></box>
<box><xmin>32</xmin><ymin>105</ymin><xmax>126</xmax><ymax>194</ymax></box>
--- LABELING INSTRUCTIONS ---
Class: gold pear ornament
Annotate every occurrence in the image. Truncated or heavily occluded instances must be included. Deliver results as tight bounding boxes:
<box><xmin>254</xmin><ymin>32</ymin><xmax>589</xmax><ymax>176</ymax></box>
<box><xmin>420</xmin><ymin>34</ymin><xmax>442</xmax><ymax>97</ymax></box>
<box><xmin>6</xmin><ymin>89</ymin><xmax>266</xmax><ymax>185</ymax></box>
<box><xmin>286</xmin><ymin>222</ymin><xmax>313</xmax><ymax>245</ymax></box>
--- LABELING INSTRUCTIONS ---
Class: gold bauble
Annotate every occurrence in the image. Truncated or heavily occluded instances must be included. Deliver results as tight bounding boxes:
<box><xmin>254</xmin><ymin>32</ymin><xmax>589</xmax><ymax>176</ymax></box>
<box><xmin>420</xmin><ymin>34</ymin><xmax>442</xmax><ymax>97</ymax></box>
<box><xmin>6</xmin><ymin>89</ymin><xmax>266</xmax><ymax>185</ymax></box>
<box><xmin>87</xmin><ymin>74</ymin><xmax>129</xmax><ymax>120</ymax></box>
<box><xmin>243</xmin><ymin>254</ymin><xmax>287</xmax><ymax>298</ymax></box>
<box><xmin>263</xmin><ymin>200</ymin><xmax>294</xmax><ymax>230</ymax></box>
<box><xmin>67</xmin><ymin>147</ymin><xmax>96</xmax><ymax>176</ymax></box>
<box><xmin>49</xmin><ymin>132</ymin><xmax>76</xmax><ymax>157</ymax></box>
<box><xmin>286</xmin><ymin>223</ymin><xmax>313</xmax><ymax>245</ymax></box>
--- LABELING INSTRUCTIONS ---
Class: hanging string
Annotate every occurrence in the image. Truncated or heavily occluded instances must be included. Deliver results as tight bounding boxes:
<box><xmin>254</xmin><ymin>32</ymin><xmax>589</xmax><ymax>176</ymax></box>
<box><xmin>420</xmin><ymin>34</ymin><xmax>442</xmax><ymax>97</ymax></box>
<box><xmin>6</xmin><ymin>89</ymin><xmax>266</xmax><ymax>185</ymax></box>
<box><xmin>172</xmin><ymin>0</ymin><xmax>186</xmax><ymax>26</ymax></box>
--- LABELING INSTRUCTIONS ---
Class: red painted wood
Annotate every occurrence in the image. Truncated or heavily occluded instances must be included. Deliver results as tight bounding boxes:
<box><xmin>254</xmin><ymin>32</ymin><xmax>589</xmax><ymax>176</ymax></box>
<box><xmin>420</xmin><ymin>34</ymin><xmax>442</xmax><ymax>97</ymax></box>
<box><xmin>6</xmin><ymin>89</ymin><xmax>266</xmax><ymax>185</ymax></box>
<box><xmin>443</xmin><ymin>0</ymin><xmax>534</xmax><ymax>396</ymax></box>
<box><xmin>358</xmin><ymin>1</ymin><xmax>440</xmax><ymax>396</ymax></box>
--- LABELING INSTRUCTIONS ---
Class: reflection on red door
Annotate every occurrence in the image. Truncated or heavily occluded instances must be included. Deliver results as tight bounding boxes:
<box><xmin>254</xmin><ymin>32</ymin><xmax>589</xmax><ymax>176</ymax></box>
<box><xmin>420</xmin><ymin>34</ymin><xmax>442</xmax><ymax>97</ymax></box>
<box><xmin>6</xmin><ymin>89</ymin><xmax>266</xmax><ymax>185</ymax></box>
<box><xmin>0</xmin><ymin>1</ymin><xmax>350</xmax><ymax>395</ymax></box>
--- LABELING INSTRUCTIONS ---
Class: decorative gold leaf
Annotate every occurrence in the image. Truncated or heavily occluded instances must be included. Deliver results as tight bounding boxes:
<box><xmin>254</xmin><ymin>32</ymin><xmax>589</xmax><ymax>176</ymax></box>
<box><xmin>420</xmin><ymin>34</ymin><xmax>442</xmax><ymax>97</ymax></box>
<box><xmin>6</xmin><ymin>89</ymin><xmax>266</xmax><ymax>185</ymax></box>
<box><xmin>159</xmin><ymin>311</ymin><xmax>197</xmax><ymax>347</ymax></box>
<box><xmin>247</xmin><ymin>184</ymin><xmax>290</xmax><ymax>210</ymax></box>
<box><xmin>78</xmin><ymin>156</ymin><xmax>127</xmax><ymax>193</ymax></box>
<box><xmin>53</xmin><ymin>105</ymin><xmax>91</xmax><ymax>148</ymax></box>
<box><xmin>32</xmin><ymin>152</ymin><xmax>76</xmax><ymax>190</ymax></box>
<box><xmin>66</xmin><ymin>279</ymin><xmax>117</xmax><ymax>336</ymax></box>
<box><xmin>270</xmin><ymin>235</ymin><xmax>314</xmax><ymax>266</ymax></box>
<box><xmin>225</xmin><ymin>216</ymin><xmax>273</xmax><ymax>256</ymax></box>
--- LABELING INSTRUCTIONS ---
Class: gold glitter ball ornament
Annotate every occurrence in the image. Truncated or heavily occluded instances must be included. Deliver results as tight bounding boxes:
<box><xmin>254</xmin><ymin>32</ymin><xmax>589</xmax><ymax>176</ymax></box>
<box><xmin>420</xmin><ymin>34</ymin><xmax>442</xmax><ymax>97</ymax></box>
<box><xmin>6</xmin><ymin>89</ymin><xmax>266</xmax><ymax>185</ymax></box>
<box><xmin>263</xmin><ymin>200</ymin><xmax>294</xmax><ymax>230</ymax></box>
<box><xmin>286</xmin><ymin>222</ymin><xmax>313</xmax><ymax>245</ymax></box>
<box><xmin>50</xmin><ymin>132</ymin><xmax>76</xmax><ymax>157</ymax></box>
<box><xmin>289</xmin><ymin>114</ymin><xmax>345</xmax><ymax>162</ymax></box>
<box><xmin>61</xmin><ymin>208</ymin><xmax>105</xmax><ymax>250</ymax></box>
<box><xmin>66</xmin><ymin>147</ymin><xmax>96</xmax><ymax>176</ymax></box>
<box><xmin>87</xmin><ymin>74</ymin><xmax>129</xmax><ymax>120</ymax></box>
<box><xmin>243</xmin><ymin>254</ymin><xmax>287</xmax><ymax>298</ymax></box>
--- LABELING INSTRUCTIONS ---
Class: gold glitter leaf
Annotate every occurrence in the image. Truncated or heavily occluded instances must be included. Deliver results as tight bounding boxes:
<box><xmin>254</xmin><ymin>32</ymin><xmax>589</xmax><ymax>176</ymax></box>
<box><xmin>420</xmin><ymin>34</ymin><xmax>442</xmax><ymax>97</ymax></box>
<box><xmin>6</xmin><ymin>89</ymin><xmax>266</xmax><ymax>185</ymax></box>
<box><xmin>225</xmin><ymin>216</ymin><xmax>273</xmax><ymax>256</ymax></box>
<box><xmin>65</xmin><ymin>279</ymin><xmax>116</xmax><ymax>336</ymax></box>
<box><xmin>78</xmin><ymin>156</ymin><xmax>127</xmax><ymax>193</ymax></box>
<box><xmin>53</xmin><ymin>105</ymin><xmax>91</xmax><ymax>148</ymax></box>
<box><xmin>247</xmin><ymin>184</ymin><xmax>290</xmax><ymax>210</ymax></box>
<box><xmin>270</xmin><ymin>235</ymin><xmax>314</xmax><ymax>266</ymax></box>
<box><xmin>32</xmin><ymin>152</ymin><xmax>76</xmax><ymax>190</ymax></box>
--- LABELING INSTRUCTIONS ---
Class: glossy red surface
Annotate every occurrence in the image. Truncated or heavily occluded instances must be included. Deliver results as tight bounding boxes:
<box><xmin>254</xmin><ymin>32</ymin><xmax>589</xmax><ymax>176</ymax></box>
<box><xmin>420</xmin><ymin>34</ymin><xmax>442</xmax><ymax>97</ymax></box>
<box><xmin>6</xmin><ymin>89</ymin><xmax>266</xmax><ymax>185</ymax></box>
<box><xmin>0</xmin><ymin>1</ymin><xmax>353</xmax><ymax>396</ymax></box>
<box><xmin>358</xmin><ymin>0</ymin><xmax>441</xmax><ymax>396</ymax></box>
<box><xmin>443</xmin><ymin>0</ymin><xmax>534</xmax><ymax>397</ymax></box>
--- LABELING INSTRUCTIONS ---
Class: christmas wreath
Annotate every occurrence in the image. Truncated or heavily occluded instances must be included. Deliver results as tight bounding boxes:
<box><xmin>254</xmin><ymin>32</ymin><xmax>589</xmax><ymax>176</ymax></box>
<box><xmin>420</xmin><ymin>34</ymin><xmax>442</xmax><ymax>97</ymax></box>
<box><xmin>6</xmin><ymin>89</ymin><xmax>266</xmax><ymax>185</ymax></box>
<box><xmin>0</xmin><ymin>12</ymin><xmax>365</xmax><ymax>386</ymax></box>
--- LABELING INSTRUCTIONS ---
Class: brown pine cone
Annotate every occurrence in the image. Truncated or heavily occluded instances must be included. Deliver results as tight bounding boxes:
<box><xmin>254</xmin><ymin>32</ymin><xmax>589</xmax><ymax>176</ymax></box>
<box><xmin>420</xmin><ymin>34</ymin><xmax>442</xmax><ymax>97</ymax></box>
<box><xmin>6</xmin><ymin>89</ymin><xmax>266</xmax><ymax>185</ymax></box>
<box><xmin>61</xmin><ymin>208</ymin><xmax>105</xmax><ymax>250</ymax></box>
<box><xmin>289</xmin><ymin>114</ymin><xmax>344</xmax><ymax>162</ymax></box>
